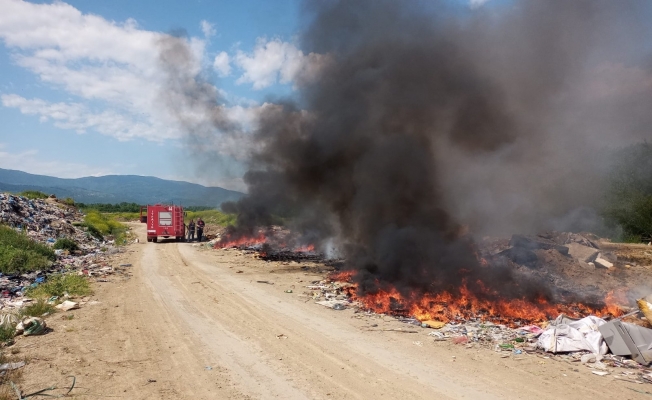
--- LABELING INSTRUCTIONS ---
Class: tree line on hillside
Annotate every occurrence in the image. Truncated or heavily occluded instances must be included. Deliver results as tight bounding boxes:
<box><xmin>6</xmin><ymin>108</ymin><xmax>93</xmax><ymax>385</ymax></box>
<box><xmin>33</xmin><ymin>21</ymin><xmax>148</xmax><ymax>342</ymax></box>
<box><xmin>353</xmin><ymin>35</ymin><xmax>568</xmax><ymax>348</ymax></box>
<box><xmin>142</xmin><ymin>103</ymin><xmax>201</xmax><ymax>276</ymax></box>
<box><xmin>76</xmin><ymin>202</ymin><xmax>214</xmax><ymax>213</ymax></box>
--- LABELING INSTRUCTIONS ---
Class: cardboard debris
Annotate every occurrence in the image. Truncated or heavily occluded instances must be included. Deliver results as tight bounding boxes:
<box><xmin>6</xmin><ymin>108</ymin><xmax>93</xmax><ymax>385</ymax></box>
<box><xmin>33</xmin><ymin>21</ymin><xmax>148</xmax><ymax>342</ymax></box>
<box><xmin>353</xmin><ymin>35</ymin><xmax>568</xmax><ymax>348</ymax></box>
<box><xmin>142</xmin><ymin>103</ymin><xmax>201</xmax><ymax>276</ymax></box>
<box><xmin>638</xmin><ymin>295</ymin><xmax>652</xmax><ymax>323</ymax></box>
<box><xmin>421</xmin><ymin>320</ymin><xmax>446</xmax><ymax>329</ymax></box>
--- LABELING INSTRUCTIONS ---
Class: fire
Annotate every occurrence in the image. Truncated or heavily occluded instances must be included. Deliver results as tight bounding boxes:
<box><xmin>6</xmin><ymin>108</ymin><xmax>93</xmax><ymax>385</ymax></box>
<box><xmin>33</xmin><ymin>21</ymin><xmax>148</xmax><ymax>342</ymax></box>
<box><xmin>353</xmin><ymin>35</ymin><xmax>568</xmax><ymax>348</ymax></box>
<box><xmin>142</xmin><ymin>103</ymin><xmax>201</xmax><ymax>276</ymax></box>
<box><xmin>294</xmin><ymin>244</ymin><xmax>315</xmax><ymax>252</ymax></box>
<box><xmin>214</xmin><ymin>233</ymin><xmax>267</xmax><ymax>249</ymax></box>
<box><xmin>329</xmin><ymin>272</ymin><xmax>624</xmax><ymax>326</ymax></box>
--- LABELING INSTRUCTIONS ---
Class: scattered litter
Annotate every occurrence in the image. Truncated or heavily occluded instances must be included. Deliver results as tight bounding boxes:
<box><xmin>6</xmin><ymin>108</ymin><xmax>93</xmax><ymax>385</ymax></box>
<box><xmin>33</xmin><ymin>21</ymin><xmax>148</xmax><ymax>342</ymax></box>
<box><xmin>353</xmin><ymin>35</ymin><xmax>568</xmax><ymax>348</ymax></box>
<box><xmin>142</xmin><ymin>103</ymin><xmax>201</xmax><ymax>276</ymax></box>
<box><xmin>284</xmin><ymin>289</ymin><xmax>293</xmax><ymax>293</ymax></box>
<box><xmin>276</xmin><ymin>334</ymin><xmax>288</xmax><ymax>339</ymax></box>
<box><xmin>413</xmin><ymin>341</ymin><xmax>423</xmax><ymax>347</ymax></box>
<box><xmin>453</xmin><ymin>336</ymin><xmax>469</xmax><ymax>345</ymax></box>
<box><xmin>257</xmin><ymin>280</ymin><xmax>274</xmax><ymax>285</ymax></box>
<box><xmin>147</xmin><ymin>379</ymin><xmax>157</xmax><ymax>383</ymax></box>
<box><xmin>205</xmin><ymin>366</ymin><xmax>213</xmax><ymax>371</ymax></box>
<box><xmin>55</xmin><ymin>300</ymin><xmax>79</xmax><ymax>312</ymax></box>
<box><xmin>315</xmin><ymin>300</ymin><xmax>348</xmax><ymax>309</ymax></box>
<box><xmin>0</xmin><ymin>362</ymin><xmax>25</xmax><ymax>371</ymax></box>
<box><xmin>16</xmin><ymin>317</ymin><xmax>46</xmax><ymax>336</ymax></box>
<box><xmin>592</xmin><ymin>371</ymin><xmax>609</xmax><ymax>376</ymax></box>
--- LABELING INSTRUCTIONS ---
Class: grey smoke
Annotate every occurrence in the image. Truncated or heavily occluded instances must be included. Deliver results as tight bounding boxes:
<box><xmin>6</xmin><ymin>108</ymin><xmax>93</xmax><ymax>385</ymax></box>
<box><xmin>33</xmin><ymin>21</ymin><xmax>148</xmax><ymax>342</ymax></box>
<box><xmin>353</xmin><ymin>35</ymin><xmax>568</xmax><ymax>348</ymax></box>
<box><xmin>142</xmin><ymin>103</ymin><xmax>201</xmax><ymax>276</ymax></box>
<box><xmin>159</xmin><ymin>0</ymin><xmax>652</xmax><ymax>300</ymax></box>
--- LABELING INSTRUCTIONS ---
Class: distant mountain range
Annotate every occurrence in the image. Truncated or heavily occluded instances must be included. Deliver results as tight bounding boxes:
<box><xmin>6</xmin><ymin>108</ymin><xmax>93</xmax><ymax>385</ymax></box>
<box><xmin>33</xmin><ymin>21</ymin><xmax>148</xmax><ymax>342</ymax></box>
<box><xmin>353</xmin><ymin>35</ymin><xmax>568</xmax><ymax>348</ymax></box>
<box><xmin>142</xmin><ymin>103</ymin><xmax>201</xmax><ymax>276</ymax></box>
<box><xmin>0</xmin><ymin>168</ymin><xmax>244</xmax><ymax>207</ymax></box>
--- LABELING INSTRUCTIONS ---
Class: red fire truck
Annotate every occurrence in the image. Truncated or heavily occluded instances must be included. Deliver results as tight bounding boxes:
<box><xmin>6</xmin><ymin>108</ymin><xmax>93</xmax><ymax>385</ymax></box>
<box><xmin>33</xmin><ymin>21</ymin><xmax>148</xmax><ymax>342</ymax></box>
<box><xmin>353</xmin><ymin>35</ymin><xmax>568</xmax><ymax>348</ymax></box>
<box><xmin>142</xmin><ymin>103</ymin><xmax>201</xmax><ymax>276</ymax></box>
<box><xmin>139</xmin><ymin>204</ymin><xmax>185</xmax><ymax>243</ymax></box>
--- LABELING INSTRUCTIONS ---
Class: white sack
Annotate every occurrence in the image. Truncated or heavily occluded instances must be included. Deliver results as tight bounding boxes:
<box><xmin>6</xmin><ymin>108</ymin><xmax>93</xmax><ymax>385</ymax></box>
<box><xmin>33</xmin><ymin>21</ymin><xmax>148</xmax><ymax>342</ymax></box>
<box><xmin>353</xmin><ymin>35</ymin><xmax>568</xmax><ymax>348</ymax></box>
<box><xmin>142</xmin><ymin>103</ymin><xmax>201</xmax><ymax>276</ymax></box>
<box><xmin>537</xmin><ymin>315</ymin><xmax>608</xmax><ymax>355</ymax></box>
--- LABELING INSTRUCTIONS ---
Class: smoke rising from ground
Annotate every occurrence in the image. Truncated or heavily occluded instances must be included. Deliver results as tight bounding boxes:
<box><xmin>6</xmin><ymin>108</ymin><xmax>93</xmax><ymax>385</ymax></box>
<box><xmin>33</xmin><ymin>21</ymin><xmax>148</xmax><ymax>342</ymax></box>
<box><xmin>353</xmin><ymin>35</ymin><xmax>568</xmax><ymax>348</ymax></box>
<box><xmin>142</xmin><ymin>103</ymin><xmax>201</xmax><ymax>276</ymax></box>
<box><xmin>159</xmin><ymin>1</ymin><xmax>652</xmax><ymax>300</ymax></box>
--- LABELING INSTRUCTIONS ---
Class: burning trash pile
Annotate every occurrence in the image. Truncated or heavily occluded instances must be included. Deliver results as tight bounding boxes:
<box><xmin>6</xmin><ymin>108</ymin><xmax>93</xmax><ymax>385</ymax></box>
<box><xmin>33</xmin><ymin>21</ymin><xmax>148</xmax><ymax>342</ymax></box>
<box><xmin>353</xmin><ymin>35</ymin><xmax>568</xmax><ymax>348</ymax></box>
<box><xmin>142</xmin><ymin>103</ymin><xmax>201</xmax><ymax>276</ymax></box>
<box><xmin>211</xmin><ymin>226</ymin><xmax>330</xmax><ymax>263</ymax></box>
<box><xmin>0</xmin><ymin>193</ymin><xmax>130</xmax><ymax>312</ymax></box>
<box><xmin>313</xmin><ymin>268</ymin><xmax>652</xmax><ymax>382</ymax></box>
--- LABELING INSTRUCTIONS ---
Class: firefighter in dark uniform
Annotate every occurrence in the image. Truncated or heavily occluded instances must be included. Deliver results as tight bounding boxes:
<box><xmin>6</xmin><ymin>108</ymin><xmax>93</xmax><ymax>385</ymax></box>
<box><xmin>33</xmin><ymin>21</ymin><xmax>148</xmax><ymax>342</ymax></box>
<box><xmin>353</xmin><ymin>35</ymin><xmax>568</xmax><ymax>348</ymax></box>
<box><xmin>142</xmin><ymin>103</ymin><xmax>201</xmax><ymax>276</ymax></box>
<box><xmin>187</xmin><ymin>219</ymin><xmax>196</xmax><ymax>242</ymax></box>
<box><xmin>196</xmin><ymin>218</ymin><xmax>205</xmax><ymax>242</ymax></box>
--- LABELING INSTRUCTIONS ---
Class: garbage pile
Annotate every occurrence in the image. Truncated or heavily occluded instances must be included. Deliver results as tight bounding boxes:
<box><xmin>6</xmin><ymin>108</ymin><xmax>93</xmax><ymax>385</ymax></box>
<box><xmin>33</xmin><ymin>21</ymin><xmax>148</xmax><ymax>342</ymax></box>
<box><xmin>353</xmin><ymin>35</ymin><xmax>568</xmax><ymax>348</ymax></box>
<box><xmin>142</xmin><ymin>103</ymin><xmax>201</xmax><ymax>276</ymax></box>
<box><xmin>0</xmin><ymin>193</ymin><xmax>129</xmax><ymax>311</ymax></box>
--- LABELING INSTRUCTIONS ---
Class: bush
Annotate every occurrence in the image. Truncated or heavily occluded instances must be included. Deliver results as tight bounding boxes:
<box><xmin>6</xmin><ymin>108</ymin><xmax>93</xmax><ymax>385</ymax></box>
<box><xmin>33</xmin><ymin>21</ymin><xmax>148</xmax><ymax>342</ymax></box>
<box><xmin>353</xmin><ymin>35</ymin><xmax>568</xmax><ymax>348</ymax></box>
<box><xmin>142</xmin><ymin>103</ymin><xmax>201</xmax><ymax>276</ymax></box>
<box><xmin>18</xmin><ymin>190</ymin><xmax>49</xmax><ymax>200</ymax></box>
<box><xmin>25</xmin><ymin>274</ymin><xmax>91</xmax><ymax>298</ymax></box>
<box><xmin>62</xmin><ymin>197</ymin><xmax>75</xmax><ymax>206</ymax></box>
<box><xmin>0</xmin><ymin>226</ymin><xmax>55</xmax><ymax>274</ymax></box>
<box><xmin>53</xmin><ymin>238</ymin><xmax>79</xmax><ymax>252</ymax></box>
<box><xmin>0</xmin><ymin>324</ymin><xmax>15</xmax><ymax>343</ymax></box>
<box><xmin>603</xmin><ymin>142</ymin><xmax>652</xmax><ymax>242</ymax></box>
<box><xmin>19</xmin><ymin>298</ymin><xmax>56</xmax><ymax>318</ymax></box>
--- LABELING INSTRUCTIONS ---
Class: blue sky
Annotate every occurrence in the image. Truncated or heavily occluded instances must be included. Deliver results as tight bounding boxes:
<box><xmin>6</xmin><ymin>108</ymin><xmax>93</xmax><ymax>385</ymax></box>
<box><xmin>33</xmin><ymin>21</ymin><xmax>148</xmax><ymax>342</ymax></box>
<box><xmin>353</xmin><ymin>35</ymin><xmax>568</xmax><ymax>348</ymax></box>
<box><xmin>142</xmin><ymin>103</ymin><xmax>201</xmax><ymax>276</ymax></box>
<box><xmin>0</xmin><ymin>0</ymin><xmax>509</xmax><ymax>191</ymax></box>
<box><xmin>0</xmin><ymin>0</ymin><xmax>318</xmax><ymax>191</ymax></box>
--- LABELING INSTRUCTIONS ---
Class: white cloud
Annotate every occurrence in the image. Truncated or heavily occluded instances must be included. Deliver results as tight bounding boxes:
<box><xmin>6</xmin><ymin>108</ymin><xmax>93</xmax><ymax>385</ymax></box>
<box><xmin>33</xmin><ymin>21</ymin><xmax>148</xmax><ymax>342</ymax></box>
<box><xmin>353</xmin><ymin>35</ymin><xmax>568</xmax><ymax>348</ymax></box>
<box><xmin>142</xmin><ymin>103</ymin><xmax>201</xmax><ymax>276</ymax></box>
<box><xmin>0</xmin><ymin>143</ymin><xmax>113</xmax><ymax>178</ymax></box>
<box><xmin>213</xmin><ymin>51</ymin><xmax>231</xmax><ymax>77</ymax></box>
<box><xmin>0</xmin><ymin>0</ymin><xmax>205</xmax><ymax>142</ymax></box>
<box><xmin>1</xmin><ymin>94</ymin><xmax>167</xmax><ymax>141</ymax></box>
<box><xmin>234</xmin><ymin>38</ymin><xmax>329</xmax><ymax>90</ymax></box>
<box><xmin>200</xmin><ymin>20</ymin><xmax>216</xmax><ymax>38</ymax></box>
<box><xmin>470</xmin><ymin>0</ymin><xmax>490</xmax><ymax>9</ymax></box>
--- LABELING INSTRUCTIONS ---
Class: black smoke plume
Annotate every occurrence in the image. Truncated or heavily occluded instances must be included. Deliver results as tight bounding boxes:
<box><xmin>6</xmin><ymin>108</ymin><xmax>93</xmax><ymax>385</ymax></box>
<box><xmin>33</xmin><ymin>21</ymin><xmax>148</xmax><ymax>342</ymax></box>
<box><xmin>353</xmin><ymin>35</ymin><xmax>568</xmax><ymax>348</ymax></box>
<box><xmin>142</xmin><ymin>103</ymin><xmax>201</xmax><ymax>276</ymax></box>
<box><xmin>160</xmin><ymin>0</ymin><xmax>652</xmax><ymax>302</ymax></box>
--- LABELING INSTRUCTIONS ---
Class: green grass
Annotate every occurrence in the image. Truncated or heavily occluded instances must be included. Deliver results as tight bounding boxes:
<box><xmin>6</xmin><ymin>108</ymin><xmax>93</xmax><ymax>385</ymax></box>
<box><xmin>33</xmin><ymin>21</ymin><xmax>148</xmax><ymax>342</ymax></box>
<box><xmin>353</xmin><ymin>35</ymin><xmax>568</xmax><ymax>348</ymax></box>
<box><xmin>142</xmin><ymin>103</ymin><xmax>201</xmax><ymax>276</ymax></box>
<box><xmin>0</xmin><ymin>226</ymin><xmax>55</xmax><ymax>274</ymax></box>
<box><xmin>110</xmin><ymin>212</ymin><xmax>141</xmax><ymax>221</ymax></box>
<box><xmin>0</xmin><ymin>325</ymin><xmax>15</xmax><ymax>343</ymax></box>
<box><xmin>17</xmin><ymin>190</ymin><xmax>49</xmax><ymax>200</ymax></box>
<box><xmin>185</xmin><ymin>210</ymin><xmax>236</xmax><ymax>226</ymax></box>
<box><xmin>53</xmin><ymin>238</ymin><xmax>78</xmax><ymax>252</ymax></box>
<box><xmin>19</xmin><ymin>299</ymin><xmax>56</xmax><ymax>318</ymax></box>
<box><xmin>25</xmin><ymin>274</ymin><xmax>91</xmax><ymax>298</ymax></box>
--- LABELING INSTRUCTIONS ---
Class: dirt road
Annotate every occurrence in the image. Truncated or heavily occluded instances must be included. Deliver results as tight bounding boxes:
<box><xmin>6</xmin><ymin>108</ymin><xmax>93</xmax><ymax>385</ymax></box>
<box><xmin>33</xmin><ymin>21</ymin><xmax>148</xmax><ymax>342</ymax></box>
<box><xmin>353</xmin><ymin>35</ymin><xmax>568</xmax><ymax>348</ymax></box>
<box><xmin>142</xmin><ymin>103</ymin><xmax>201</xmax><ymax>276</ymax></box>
<box><xmin>16</xmin><ymin>223</ymin><xmax>650</xmax><ymax>399</ymax></box>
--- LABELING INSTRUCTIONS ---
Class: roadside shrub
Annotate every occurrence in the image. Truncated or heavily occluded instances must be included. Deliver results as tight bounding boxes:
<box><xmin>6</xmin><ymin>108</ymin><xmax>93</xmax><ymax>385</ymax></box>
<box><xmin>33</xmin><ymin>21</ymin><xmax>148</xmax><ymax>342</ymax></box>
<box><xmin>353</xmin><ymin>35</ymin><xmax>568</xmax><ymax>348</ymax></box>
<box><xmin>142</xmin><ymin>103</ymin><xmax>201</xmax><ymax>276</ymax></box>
<box><xmin>18</xmin><ymin>190</ymin><xmax>49</xmax><ymax>200</ymax></box>
<box><xmin>53</xmin><ymin>238</ymin><xmax>79</xmax><ymax>252</ymax></box>
<box><xmin>81</xmin><ymin>210</ymin><xmax>131</xmax><ymax>244</ymax></box>
<box><xmin>25</xmin><ymin>274</ymin><xmax>91</xmax><ymax>298</ymax></box>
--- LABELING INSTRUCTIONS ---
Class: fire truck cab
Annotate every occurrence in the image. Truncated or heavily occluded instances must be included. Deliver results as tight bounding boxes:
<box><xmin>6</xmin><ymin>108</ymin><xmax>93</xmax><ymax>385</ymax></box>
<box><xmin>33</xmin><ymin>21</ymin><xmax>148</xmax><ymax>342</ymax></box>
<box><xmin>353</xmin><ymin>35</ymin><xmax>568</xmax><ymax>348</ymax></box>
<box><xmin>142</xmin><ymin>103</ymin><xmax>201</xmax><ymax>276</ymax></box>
<box><xmin>140</xmin><ymin>204</ymin><xmax>185</xmax><ymax>243</ymax></box>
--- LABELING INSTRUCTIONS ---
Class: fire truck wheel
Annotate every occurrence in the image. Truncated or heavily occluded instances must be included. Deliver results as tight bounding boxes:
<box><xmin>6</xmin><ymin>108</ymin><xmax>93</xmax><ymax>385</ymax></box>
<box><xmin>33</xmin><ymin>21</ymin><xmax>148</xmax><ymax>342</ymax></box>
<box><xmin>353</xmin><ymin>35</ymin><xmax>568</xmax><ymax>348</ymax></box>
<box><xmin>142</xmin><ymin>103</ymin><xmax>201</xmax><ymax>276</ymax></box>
<box><xmin>152</xmin><ymin>237</ymin><xmax>158</xmax><ymax>243</ymax></box>
<box><xmin>146</xmin><ymin>237</ymin><xmax>151</xmax><ymax>242</ymax></box>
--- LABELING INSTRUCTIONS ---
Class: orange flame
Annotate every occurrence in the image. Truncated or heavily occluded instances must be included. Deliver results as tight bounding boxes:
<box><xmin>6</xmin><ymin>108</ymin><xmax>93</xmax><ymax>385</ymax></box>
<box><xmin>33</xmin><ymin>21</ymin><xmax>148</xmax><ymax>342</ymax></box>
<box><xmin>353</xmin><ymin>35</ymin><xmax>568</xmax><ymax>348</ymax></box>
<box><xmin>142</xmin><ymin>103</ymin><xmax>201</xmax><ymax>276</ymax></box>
<box><xmin>215</xmin><ymin>233</ymin><xmax>267</xmax><ymax>249</ymax></box>
<box><xmin>294</xmin><ymin>244</ymin><xmax>315</xmax><ymax>252</ymax></box>
<box><xmin>329</xmin><ymin>272</ymin><xmax>624</xmax><ymax>326</ymax></box>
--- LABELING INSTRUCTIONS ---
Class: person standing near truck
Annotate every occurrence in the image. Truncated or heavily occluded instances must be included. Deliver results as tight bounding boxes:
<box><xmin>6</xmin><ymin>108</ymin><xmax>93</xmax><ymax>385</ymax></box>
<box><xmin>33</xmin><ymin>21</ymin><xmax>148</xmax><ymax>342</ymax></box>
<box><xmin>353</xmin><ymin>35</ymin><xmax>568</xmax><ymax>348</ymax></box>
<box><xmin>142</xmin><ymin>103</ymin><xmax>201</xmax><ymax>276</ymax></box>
<box><xmin>187</xmin><ymin>219</ymin><xmax>196</xmax><ymax>242</ymax></box>
<box><xmin>196</xmin><ymin>218</ymin><xmax>205</xmax><ymax>242</ymax></box>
